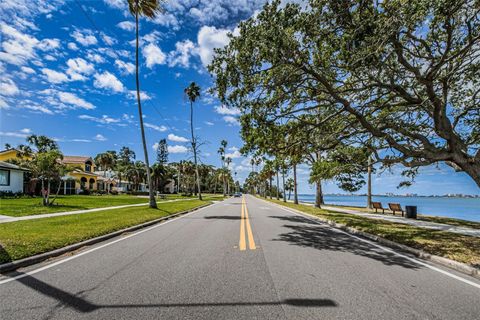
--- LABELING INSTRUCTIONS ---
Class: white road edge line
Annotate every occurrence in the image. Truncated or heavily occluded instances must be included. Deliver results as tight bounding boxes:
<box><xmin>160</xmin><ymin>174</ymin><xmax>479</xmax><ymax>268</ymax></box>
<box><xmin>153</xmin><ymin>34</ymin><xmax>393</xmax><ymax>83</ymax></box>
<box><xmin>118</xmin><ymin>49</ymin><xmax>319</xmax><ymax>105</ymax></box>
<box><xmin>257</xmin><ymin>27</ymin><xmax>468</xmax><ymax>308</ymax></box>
<box><xmin>258</xmin><ymin>197</ymin><xmax>480</xmax><ymax>290</ymax></box>
<box><xmin>0</xmin><ymin>202</ymin><xmax>221</xmax><ymax>285</ymax></box>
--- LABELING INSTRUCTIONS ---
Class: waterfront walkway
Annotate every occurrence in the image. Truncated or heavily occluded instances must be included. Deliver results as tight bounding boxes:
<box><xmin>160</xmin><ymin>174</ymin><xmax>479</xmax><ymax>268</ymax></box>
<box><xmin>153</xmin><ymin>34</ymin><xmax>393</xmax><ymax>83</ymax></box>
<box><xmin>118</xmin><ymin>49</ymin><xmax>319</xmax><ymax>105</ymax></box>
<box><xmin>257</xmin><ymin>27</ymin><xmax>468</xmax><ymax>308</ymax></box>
<box><xmin>319</xmin><ymin>204</ymin><xmax>480</xmax><ymax>237</ymax></box>
<box><xmin>281</xmin><ymin>199</ymin><xmax>480</xmax><ymax>237</ymax></box>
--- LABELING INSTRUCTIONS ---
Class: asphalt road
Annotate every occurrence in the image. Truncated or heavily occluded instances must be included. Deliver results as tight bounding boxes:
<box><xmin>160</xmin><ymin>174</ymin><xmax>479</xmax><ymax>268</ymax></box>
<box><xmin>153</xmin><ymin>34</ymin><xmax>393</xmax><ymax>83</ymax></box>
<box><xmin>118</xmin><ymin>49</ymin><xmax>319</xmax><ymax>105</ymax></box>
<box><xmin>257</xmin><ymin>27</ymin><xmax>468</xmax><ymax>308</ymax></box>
<box><xmin>1</xmin><ymin>195</ymin><xmax>480</xmax><ymax>319</ymax></box>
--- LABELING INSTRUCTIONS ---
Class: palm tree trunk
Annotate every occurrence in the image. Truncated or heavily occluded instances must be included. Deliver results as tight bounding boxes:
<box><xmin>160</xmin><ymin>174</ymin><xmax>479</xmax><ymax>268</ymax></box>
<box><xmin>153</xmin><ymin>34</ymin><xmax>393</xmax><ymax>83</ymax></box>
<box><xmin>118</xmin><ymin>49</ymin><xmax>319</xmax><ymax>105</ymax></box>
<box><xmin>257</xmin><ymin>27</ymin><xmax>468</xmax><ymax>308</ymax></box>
<box><xmin>282</xmin><ymin>171</ymin><xmax>286</xmax><ymax>202</ymax></box>
<box><xmin>293</xmin><ymin>163</ymin><xmax>298</xmax><ymax>204</ymax></box>
<box><xmin>135</xmin><ymin>9</ymin><xmax>156</xmax><ymax>209</ymax></box>
<box><xmin>190</xmin><ymin>101</ymin><xmax>202</xmax><ymax>200</ymax></box>
<box><xmin>276</xmin><ymin>170</ymin><xmax>280</xmax><ymax>200</ymax></box>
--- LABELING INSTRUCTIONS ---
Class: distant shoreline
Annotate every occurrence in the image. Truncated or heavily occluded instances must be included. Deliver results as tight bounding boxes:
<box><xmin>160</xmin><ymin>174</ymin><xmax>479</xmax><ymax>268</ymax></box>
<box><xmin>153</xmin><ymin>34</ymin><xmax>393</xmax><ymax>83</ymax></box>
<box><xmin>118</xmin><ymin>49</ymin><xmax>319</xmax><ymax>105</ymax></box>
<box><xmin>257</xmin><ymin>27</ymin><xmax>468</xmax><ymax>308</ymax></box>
<box><xmin>300</xmin><ymin>194</ymin><xmax>480</xmax><ymax>199</ymax></box>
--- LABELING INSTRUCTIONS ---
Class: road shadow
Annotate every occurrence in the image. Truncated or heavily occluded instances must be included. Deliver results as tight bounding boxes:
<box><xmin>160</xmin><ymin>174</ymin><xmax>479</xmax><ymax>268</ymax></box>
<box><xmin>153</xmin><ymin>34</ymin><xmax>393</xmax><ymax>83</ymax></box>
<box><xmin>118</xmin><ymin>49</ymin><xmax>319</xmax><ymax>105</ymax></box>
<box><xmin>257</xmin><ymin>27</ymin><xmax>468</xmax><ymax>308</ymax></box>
<box><xmin>269</xmin><ymin>215</ymin><xmax>421</xmax><ymax>269</ymax></box>
<box><xmin>204</xmin><ymin>216</ymin><xmax>241</xmax><ymax>220</ymax></box>
<box><xmin>0</xmin><ymin>244</ymin><xmax>12</xmax><ymax>264</ymax></box>
<box><xmin>1</xmin><ymin>271</ymin><xmax>336</xmax><ymax>314</ymax></box>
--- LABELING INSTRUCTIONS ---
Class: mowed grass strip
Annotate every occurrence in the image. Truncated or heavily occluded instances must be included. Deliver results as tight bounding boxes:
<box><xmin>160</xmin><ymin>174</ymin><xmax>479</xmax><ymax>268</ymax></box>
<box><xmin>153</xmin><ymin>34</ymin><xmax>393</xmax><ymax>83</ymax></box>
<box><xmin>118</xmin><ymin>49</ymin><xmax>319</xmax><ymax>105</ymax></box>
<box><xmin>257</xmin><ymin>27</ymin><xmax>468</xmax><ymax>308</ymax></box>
<box><xmin>266</xmin><ymin>199</ymin><xmax>480</xmax><ymax>267</ymax></box>
<box><xmin>0</xmin><ymin>194</ymin><xmax>226</xmax><ymax>217</ymax></box>
<box><xmin>0</xmin><ymin>195</ymin><xmax>151</xmax><ymax>217</ymax></box>
<box><xmin>0</xmin><ymin>199</ymin><xmax>208</xmax><ymax>264</ymax></box>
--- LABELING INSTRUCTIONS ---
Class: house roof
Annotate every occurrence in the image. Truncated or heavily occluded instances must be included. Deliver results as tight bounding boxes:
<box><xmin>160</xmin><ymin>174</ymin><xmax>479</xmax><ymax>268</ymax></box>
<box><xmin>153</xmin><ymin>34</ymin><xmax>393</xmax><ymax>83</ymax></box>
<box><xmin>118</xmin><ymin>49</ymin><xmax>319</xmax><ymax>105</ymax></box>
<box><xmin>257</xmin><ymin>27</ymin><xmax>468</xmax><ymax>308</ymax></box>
<box><xmin>0</xmin><ymin>161</ymin><xmax>28</xmax><ymax>171</ymax></box>
<box><xmin>0</xmin><ymin>149</ymin><xmax>19</xmax><ymax>155</ymax></box>
<box><xmin>62</xmin><ymin>156</ymin><xmax>93</xmax><ymax>164</ymax></box>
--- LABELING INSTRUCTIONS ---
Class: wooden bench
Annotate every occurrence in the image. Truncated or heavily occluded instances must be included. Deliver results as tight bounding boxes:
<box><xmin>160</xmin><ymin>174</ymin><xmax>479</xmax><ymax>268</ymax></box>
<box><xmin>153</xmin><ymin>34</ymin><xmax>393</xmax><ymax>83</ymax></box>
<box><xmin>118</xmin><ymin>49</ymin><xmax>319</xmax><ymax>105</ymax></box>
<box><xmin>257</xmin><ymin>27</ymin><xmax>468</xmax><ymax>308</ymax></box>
<box><xmin>388</xmin><ymin>203</ymin><xmax>404</xmax><ymax>217</ymax></box>
<box><xmin>371</xmin><ymin>202</ymin><xmax>385</xmax><ymax>214</ymax></box>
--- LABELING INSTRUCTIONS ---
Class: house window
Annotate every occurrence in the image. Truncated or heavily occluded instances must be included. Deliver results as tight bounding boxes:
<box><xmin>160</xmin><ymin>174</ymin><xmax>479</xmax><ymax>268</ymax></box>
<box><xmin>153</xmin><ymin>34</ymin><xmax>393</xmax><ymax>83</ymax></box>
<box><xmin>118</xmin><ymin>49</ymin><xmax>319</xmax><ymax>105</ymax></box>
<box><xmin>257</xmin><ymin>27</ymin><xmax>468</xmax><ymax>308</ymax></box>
<box><xmin>0</xmin><ymin>169</ymin><xmax>10</xmax><ymax>186</ymax></box>
<box><xmin>85</xmin><ymin>161</ymin><xmax>92</xmax><ymax>172</ymax></box>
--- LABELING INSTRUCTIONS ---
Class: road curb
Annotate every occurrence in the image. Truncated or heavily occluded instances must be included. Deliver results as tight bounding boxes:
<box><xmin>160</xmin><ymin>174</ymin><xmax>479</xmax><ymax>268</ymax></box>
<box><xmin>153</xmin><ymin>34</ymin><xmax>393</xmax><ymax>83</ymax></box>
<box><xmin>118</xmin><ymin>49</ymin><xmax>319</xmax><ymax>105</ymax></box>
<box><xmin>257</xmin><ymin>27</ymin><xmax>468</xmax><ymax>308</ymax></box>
<box><xmin>0</xmin><ymin>202</ymin><xmax>213</xmax><ymax>273</ymax></box>
<box><xmin>260</xmin><ymin>198</ymin><xmax>480</xmax><ymax>280</ymax></box>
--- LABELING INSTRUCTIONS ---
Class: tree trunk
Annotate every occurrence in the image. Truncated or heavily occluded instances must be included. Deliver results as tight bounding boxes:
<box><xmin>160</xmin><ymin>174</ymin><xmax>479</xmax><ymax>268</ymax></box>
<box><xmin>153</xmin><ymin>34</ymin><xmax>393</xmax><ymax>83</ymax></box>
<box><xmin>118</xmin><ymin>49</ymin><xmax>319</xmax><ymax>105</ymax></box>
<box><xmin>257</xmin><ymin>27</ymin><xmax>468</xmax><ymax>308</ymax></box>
<box><xmin>135</xmin><ymin>8</ymin><xmax>157</xmax><ymax>209</ymax></box>
<box><xmin>49</xmin><ymin>179</ymin><xmax>63</xmax><ymax>206</ymax></box>
<box><xmin>293</xmin><ymin>163</ymin><xmax>298</xmax><ymax>204</ymax></box>
<box><xmin>46</xmin><ymin>180</ymin><xmax>51</xmax><ymax>206</ymax></box>
<box><xmin>269</xmin><ymin>176</ymin><xmax>273</xmax><ymax>199</ymax></box>
<box><xmin>315</xmin><ymin>180</ymin><xmax>324</xmax><ymax>208</ymax></box>
<box><xmin>367</xmin><ymin>155</ymin><xmax>372</xmax><ymax>209</ymax></box>
<box><xmin>282</xmin><ymin>171</ymin><xmax>286</xmax><ymax>202</ymax></box>
<box><xmin>190</xmin><ymin>101</ymin><xmax>202</xmax><ymax>200</ymax></box>
<box><xmin>41</xmin><ymin>179</ymin><xmax>47</xmax><ymax>206</ymax></box>
<box><xmin>276</xmin><ymin>170</ymin><xmax>280</xmax><ymax>200</ymax></box>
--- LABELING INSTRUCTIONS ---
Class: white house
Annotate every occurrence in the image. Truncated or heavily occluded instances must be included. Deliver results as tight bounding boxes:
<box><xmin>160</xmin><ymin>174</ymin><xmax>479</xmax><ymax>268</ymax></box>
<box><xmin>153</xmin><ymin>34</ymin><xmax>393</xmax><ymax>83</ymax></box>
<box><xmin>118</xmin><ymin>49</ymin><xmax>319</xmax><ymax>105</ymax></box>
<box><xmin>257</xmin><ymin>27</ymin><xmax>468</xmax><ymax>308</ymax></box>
<box><xmin>0</xmin><ymin>161</ymin><xmax>27</xmax><ymax>193</ymax></box>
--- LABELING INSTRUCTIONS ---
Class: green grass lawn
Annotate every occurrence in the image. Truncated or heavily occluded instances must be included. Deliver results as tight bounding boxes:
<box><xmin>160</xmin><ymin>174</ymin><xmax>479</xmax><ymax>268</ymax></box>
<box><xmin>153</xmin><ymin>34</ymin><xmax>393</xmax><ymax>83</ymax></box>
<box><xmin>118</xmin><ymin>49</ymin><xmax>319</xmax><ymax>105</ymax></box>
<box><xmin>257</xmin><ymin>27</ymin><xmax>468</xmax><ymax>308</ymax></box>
<box><xmin>0</xmin><ymin>194</ymin><xmax>225</xmax><ymax>217</ymax></box>
<box><xmin>0</xmin><ymin>199</ymin><xmax>210</xmax><ymax>264</ymax></box>
<box><xmin>321</xmin><ymin>204</ymin><xmax>480</xmax><ymax>230</ymax></box>
<box><xmin>266</xmin><ymin>198</ymin><xmax>480</xmax><ymax>267</ymax></box>
<box><xmin>0</xmin><ymin>195</ymin><xmax>151</xmax><ymax>217</ymax></box>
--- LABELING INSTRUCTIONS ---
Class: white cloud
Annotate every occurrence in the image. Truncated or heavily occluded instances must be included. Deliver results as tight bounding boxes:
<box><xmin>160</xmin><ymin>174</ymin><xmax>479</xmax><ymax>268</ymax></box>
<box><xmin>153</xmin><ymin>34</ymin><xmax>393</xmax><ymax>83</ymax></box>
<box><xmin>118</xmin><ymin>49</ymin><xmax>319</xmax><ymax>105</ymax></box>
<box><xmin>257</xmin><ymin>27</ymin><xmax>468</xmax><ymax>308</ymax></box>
<box><xmin>117</xmin><ymin>21</ymin><xmax>135</xmax><ymax>31</ymax></box>
<box><xmin>115</xmin><ymin>59</ymin><xmax>135</xmax><ymax>74</ymax></box>
<box><xmin>66</xmin><ymin>58</ymin><xmax>94</xmax><ymax>81</ymax></box>
<box><xmin>58</xmin><ymin>92</ymin><xmax>95</xmax><ymax>109</ymax></box>
<box><xmin>67</xmin><ymin>42</ymin><xmax>78</xmax><ymax>50</ymax></box>
<box><xmin>20</xmin><ymin>66</ymin><xmax>35</xmax><ymax>74</ymax></box>
<box><xmin>103</xmin><ymin>0</ymin><xmax>127</xmax><ymax>10</ymax></box>
<box><xmin>204</xmin><ymin>121</ymin><xmax>214</xmax><ymax>126</ymax></box>
<box><xmin>153</xmin><ymin>13</ymin><xmax>179</xmax><ymax>30</ymax></box>
<box><xmin>127</xmin><ymin>90</ymin><xmax>151</xmax><ymax>100</ymax></box>
<box><xmin>0</xmin><ymin>79</ymin><xmax>19</xmax><ymax>96</ymax></box>
<box><xmin>226</xmin><ymin>150</ymin><xmax>242</xmax><ymax>159</ymax></box>
<box><xmin>168</xmin><ymin>145</ymin><xmax>188</xmax><ymax>153</ymax></box>
<box><xmin>19</xmin><ymin>128</ymin><xmax>31</xmax><ymax>134</ymax></box>
<box><xmin>143</xmin><ymin>43</ymin><xmax>166</xmax><ymax>68</ymax></box>
<box><xmin>214</xmin><ymin>105</ymin><xmax>240</xmax><ymax>115</ymax></box>
<box><xmin>0</xmin><ymin>23</ymin><xmax>39</xmax><ymax>65</ymax></box>
<box><xmin>93</xmin><ymin>71</ymin><xmax>125</xmax><ymax>93</ymax></box>
<box><xmin>71</xmin><ymin>29</ymin><xmax>98</xmax><ymax>46</ymax></box>
<box><xmin>168</xmin><ymin>39</ymin><xmax>196</xmax><ymax>68</ymax></box>
<box><xmin>197</xmin><ymin>26</ymin><xmax>230</xmax><ymax>67</ymax></box>
<box><xmin>41</xmin><ymin>68</ymin><xmax>69</xmax><ymax>83</ymax></box>
<box><xmin>78</xmin><ymin>114</ymin><xmax>120</xmax><ymax>124</ymax></box>
<box><xmin>101</xmin><ymin>33</ymin><xmax>116</xmax><ymax>45</ymax></box>
<box><xmin>86</xmin><ymin>52</ymin><xmax>105</xmax><ymax>63</ymax></box>
<box><xmin>94</xmin><ymin>134</ymin><xmax>107</xmax><ymax>141</ymax></box>
<box><xmin>168</xmin><ymin>133</ymin><xmax>189</xmax><ymax>143</ymax></box>
<box><xmin>0</xmin><ymin>131</ymin><xmax>29</xmax><ymax>138</ymax></box>
<box><xmin>23</xmin><ymin>104</ymin><xmax>54</xmax><ymax>114</ymax></box>
<box><xmin>223</xmin><ymin>115</ymin><xmax>239</xmax><ymax>126</ymax></box>
<box><xmin>37</xmin><ymin>38</ymin><xmax>60</xmax><ymax>51</ymax></box>
<box><xmin>145</xmin><ymin>123</ymin><xmax>167</xmax><ymax>132</ymax></box>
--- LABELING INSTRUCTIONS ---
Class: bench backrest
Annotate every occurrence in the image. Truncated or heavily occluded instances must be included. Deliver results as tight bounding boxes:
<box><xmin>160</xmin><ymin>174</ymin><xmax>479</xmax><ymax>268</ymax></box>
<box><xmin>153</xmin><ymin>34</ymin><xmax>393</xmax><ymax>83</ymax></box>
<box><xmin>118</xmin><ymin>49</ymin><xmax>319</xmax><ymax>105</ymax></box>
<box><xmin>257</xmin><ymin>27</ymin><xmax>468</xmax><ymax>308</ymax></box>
<box><xmin>371</xmin><ymin>202</ymin><xmax>383</xmax><ymax>209</ymax></box>
<box><xmin>388</xmin><ymin>203</ymin><xmax>402</xmax><ymax>211</ymax></box>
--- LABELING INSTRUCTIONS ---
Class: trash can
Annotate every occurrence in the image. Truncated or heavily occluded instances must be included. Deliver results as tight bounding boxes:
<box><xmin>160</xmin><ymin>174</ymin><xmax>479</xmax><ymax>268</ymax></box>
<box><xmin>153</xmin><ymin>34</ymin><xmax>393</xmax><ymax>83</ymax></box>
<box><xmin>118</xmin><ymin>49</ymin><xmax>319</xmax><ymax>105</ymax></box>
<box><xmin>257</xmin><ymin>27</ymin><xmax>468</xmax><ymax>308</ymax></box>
<box><xmin>405</xmin><ymin>206</ymin><xmax>417</xmax><ymax>219</ymax></box>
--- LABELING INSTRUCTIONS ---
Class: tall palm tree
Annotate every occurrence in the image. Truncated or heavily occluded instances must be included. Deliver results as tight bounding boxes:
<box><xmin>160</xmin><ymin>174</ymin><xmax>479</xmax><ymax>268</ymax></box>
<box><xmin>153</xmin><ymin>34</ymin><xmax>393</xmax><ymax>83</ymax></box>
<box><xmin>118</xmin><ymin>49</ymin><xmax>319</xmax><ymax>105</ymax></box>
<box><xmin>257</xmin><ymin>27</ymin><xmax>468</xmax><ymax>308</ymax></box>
<box><xmin>127</xmin><ymin>0</ymin><xmax>163</xmax><ymax>208</ymax></box>
<box><xmin>184</xmin><ymin>82</ymin><xmax>202</xmax><ymax>200</ymax></box>
<box><xmin>218</xmin><ymin>140</ymin><xmax>227</xmax><ymax>195</ymax></box>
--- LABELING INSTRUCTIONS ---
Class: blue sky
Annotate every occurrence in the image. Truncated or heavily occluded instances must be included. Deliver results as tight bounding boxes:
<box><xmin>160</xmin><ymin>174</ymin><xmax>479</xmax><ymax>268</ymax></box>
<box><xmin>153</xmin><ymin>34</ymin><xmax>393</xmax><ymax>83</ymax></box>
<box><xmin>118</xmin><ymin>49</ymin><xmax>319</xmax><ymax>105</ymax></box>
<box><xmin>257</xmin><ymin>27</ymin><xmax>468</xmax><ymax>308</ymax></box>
<box><xmin>0</xmin><ymin>0</ymin><xmax>478</xmax><ymax>196</ymax></box>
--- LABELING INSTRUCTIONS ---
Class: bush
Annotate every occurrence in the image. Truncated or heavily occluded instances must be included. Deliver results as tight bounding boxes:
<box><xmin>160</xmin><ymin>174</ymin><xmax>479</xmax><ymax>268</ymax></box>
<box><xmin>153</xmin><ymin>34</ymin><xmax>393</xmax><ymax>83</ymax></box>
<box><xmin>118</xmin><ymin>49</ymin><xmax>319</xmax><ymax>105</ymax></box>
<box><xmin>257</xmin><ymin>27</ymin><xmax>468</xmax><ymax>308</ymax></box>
<box><xmin>78</xmin><ymin>189</ymin><xmax>90</xmax><ymax>195</ymax></box>
<box><xmin>0</xmin><ymin>191</ymin><xmax>23</xmax><ymax>198</ymax></box>
<box><xmin>109</xmin><ymin>190</ymin><xmax>119</xmax><ymax>195</ymax></box>
<box><xmin>126</xmin><ymin>191</ymin><xmax>149</xmax><ymax>196</ymax></box>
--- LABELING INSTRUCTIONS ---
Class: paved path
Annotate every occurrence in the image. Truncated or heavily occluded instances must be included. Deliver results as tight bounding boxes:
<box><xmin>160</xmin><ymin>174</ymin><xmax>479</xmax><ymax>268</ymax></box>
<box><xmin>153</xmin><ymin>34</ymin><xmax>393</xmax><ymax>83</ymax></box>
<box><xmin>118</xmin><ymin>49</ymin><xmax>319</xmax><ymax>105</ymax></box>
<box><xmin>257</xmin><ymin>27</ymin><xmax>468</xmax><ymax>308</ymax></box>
<box><xmin>318</xmin><ymin>205</ymin><xmax>480</xmax><ymax>237</ymax></box>
<box><xmin>0</xmin><ymin>198</ymin><xmax>196</xmax><ymax>224</ymax></box>
<box><xmin>1</xmin><ymin>195</ymin><xmax>479</xmax><ymax>319</ymax></box>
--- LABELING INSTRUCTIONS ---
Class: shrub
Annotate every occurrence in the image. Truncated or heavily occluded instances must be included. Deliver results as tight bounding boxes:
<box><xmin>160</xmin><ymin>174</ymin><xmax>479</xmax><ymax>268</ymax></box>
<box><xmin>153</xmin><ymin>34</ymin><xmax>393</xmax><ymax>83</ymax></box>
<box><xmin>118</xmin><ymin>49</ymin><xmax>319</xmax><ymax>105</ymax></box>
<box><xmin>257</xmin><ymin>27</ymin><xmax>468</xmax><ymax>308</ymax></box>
<box><xmin>0</xmin><ymin>191</ymin><xmax>23</xmax><ymax>198</ymax></box>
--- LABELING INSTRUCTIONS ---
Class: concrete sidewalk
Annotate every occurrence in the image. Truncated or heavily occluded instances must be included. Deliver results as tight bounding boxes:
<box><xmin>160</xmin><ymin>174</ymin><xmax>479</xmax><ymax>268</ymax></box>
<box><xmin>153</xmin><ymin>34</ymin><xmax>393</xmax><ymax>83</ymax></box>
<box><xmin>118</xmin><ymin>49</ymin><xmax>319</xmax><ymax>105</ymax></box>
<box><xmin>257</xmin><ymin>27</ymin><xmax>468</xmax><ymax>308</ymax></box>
<box><xmin>318</xmin><ymin>204</ymin><xmax>480</xmax><ymax>237</ymax></box>
<box><xmin>0</xmin><ymin>198</ymin><xmax>196</xmax><ymax>224</ymax></box>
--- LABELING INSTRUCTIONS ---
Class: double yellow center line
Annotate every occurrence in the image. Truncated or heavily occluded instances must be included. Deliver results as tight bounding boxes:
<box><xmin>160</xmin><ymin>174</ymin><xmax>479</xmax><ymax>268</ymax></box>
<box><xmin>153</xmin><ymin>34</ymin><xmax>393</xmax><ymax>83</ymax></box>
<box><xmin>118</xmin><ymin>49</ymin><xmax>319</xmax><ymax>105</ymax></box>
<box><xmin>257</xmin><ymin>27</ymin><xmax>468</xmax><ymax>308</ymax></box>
<box><xmin>239</xmin><ymin>196</ymin><xmax>256</xmax><ymax>251</ymax></box>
